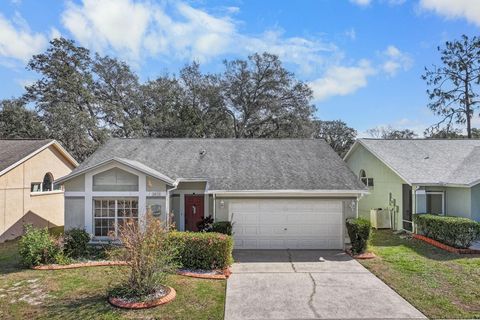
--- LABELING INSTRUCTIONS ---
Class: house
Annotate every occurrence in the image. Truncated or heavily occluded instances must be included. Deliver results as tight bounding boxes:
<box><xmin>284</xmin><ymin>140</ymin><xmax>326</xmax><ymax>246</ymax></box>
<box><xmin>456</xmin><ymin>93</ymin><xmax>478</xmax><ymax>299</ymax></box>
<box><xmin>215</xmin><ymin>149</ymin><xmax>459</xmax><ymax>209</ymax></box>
<box><xmin>344</xmin><ymin>139</ymin><xmax>480</xmax><ymax>231</ymax></box>
<box><xmin>0</xmin><ymin>139</ymin><xmax>78</xmax><ymax>242</ymax></box>
<box><xmin>55</xmin><ymin>138</ymin><xmax>367</xmax><ymax>249</ymax></box>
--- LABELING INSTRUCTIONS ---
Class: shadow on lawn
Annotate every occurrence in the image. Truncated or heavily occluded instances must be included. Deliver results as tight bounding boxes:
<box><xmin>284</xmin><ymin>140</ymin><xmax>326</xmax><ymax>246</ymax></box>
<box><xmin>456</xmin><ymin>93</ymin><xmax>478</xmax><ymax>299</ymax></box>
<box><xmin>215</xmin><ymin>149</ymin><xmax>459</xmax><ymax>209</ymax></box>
<box><xmin>43</xmin><ymin>294</ymin><xmax>122</xmax><ymax>319</ymax></box>
<box><xmin>370</xmin><ymin>230</ymin><xmax>480</xmax><ymax>262</ymax></box>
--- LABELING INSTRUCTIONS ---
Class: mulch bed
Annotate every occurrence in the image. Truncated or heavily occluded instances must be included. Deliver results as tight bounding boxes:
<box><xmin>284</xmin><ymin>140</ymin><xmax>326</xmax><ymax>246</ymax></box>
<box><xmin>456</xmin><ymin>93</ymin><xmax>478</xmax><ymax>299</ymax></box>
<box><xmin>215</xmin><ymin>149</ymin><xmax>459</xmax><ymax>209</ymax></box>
<box><xmin>176</xmin><ymin>268</ymin><xmax>231</xmax><ymax>279</ymax></box>
<box><xmin>346</xmin><ymin>249</ymin><xmax>376</xmax><ymax>259</ymax></box>
<box><xmin>108</xmin><ymin>286</ymin><xmax>176</xmax><ymax>309</ymax></box>
<box><xmin>413</xmin><ymin>234</ymin><xmax>480</xmax><ymax>254</ymax></box>
<box><xmin>31</xmin><ymin>261</ymin><xmax>128</xmax><ymax>270</ymax></box>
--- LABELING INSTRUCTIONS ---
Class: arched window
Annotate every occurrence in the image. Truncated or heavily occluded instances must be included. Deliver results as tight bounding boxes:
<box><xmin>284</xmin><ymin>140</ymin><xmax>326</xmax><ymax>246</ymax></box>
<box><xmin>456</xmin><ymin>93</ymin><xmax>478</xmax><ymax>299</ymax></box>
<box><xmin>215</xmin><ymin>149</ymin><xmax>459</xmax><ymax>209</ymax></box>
<box><xmin>359</xmin><ymin>169</ymin><xmax>374</xmax><ymax>187</ymax></box>
<box><xmin>42</xmin><ymin>173</ymin><xmax>53</xmax><ymax>192</ymax></box>
<box><xmin>359</xmin><ymin>169</ymin><xmax>366</xmax><ymax>179</ymax></box>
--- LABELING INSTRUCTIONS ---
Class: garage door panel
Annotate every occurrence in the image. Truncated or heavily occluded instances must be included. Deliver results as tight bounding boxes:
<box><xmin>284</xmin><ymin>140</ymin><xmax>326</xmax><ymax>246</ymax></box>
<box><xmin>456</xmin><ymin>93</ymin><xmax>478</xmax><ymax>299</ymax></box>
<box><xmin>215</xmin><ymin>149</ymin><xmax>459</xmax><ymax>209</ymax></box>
<box><xmin>259</xmin><ymin>214</ymin><xmax>288</xmax><ymax>224</ymax></box>
<box><xmin>231</xmin><ymin>199</ymin><xmax>343</xmax><ymax>250</ymax></box>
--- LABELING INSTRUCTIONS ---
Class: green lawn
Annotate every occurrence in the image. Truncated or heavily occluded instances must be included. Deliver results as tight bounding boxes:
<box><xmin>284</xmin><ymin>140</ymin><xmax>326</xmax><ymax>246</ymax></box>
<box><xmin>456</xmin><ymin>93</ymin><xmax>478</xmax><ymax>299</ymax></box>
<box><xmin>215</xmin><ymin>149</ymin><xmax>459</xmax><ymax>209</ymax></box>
<box><xmin>359</xmin><ymin>230</ymin><xmax>480</xmax><ymax>319</ymax></box>
<box><xmin>0</xmin><ymin>240</ymin><xmax>226</xmax><ymax>320</ymax></box>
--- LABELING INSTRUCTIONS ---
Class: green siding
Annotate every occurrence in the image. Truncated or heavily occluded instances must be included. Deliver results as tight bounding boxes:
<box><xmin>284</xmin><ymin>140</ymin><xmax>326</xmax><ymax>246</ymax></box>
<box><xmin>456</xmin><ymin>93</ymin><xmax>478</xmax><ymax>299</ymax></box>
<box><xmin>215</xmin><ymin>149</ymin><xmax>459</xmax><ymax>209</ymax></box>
<box><xmin>346</xmin><ymin>144</ymin><xmax>407</xmax><ymax>230</ymax></box>
<box><xmin>471</xmin><ymin>184</ymin><xmax>480</xmax><ymax>221</ymax></box>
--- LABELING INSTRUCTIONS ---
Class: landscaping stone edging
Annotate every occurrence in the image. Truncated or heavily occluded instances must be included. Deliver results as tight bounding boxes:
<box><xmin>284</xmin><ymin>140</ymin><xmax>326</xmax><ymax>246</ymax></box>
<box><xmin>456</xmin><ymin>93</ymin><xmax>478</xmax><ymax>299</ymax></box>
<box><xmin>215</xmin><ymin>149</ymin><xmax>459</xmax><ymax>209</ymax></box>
<box><xmin>31</xmin><ymin>261</ymin><xmax>129</xmax><ymax>270</ymax></box>
<box><xmin>346</xmin><ymin>250</ymin><xmax>376</xmax><ymax>260</ymax></box>
<box><xmin>413</xmin><ymin>234</ymin><xmax>480</xmax><ymax>254</ymax></box>
<box><xmin>176</xmin><ymin>268</ymin><xmax>231</xmax><ymax>280</ymax></box>
<box><xmin>108</xmin><ymin>286</ymin><xmax>176</xmax><ymax>309</ymax></box>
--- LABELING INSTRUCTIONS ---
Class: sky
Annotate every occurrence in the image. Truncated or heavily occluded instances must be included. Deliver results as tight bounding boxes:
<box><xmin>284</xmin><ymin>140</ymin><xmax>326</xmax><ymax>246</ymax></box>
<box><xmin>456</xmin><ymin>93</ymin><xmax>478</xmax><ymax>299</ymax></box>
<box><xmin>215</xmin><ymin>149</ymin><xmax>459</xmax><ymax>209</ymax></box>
<box><xmin>0</xmin><ymin>0</ymin><xmax>479</xmax><ymax>135</ymax></box>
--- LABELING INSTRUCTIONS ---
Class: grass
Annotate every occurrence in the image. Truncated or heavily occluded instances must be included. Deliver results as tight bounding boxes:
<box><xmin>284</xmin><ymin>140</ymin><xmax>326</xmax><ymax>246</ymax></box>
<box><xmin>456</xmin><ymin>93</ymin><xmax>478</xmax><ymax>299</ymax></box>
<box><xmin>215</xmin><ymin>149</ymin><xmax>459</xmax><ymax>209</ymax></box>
<box><xmin>359</xmin><ymin>230</ymin><xmax>480</xmax><ymax>319</ymax></box>
<box><xmin>0</xmin><ymin>240</ymin><xmax>226</xmax><ymax>320</ymax></box>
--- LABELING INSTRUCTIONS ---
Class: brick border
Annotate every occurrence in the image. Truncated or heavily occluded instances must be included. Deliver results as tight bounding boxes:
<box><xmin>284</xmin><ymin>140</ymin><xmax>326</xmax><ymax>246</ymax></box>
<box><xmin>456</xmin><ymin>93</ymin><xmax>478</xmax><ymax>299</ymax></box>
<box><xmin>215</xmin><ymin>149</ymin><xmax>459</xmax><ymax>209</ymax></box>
<box><xmin>176</xmin><ymin>268</ymin><xmax>231</xmax><ymax>280</ymax></box>
<box><xmin>108</xmin><ymin>286</ymin><xmax>176</xmax><ymax>309</ymax></box>
<box><xmin>413</xmin><ymin>234</ymin><xmax>480</xmax><ymax>254</ymax></box>
<box><xmin>32</xmin><ymin>261</ymin><xmax>128</xmax><ymax>270</ymax></box>
<box><xmin>346</xmin><ymin>250</ymin><xmax>376</xmax><ymax>260</ymax></box>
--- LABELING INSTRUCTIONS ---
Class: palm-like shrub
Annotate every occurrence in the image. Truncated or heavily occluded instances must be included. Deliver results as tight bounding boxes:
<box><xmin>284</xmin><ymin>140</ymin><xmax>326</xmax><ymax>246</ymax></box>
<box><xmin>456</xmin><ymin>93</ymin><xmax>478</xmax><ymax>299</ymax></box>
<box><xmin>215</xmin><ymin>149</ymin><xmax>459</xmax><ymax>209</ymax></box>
<box><xmin>109</xmin><ymin>214</ymin><xmax>178</xmax><ymax>299</ymax></box>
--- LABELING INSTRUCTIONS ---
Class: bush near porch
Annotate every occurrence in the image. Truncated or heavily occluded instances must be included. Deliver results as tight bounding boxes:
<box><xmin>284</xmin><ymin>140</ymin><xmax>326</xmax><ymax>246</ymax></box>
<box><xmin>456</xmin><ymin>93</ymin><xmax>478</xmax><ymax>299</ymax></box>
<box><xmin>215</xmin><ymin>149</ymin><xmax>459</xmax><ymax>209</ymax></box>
<box><xmin>167</xmin><ymin>232</ymin><xmax>233</xmax><ymax>270</ymax></box>
<box><xmin>414</xmin><ymin>214</ymin><xmax>480</xmax><ymax>248</ymax></box>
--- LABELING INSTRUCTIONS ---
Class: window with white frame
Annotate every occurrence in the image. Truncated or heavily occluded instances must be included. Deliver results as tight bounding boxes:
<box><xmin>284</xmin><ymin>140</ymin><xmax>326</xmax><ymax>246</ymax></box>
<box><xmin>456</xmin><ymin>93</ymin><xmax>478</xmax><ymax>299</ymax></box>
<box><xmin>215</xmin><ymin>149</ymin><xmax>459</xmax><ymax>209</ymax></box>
<box><xmin>359</xmin><ymin>169</ymin><xmax>374</xmax><ymax>187</ymax></box>
<box><xmin>31</xmin><ymin>172</ymin><xmax>61</xmax><ymax>192</ymax></box>
<box><xmin>93</xmin><ymin>199</ymin><xmax>138</xmax><ymax>237</ymax></box>
<box><xmin>415</xmin><ymin>190</ymin><xmax>444</xmax><ymax>215</ymax></box>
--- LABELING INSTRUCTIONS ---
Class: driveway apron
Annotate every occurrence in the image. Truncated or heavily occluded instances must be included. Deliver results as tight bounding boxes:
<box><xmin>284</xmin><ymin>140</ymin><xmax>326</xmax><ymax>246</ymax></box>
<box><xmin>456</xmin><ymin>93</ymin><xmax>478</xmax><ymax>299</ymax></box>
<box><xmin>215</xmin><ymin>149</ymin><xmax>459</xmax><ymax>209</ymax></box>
<box><xmin>225</xmin><ymin>250</ymin><xmax>425</xmax><ymax>320</ymax></box>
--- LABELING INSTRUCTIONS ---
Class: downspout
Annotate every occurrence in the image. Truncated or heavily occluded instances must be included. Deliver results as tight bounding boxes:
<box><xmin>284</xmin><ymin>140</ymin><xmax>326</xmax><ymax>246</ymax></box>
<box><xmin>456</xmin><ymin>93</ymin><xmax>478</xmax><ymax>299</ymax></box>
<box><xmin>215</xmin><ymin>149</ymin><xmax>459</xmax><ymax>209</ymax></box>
<box><xmin>213</xmin><ymin>193</ymin><xmax>216</xmax><ymax>222</ymax></box>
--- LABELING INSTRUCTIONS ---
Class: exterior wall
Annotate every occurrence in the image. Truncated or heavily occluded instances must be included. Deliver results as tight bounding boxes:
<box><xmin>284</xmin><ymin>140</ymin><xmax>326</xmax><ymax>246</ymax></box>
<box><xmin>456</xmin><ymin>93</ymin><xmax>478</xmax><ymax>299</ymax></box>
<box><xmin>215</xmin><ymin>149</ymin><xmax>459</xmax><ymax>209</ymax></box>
<box><xmin>175</xmin><ymin>182</ymin><xmax>206</xmax><ymax>190</ymax></box>
<box><xmin>65</xmin><ymin>197</ymin><xmax>85</xmax><ymax>230</ymax></box>
<box><xmin>415</xmin><ymin>186</ymin><xmax>472</xmax><ymax>219</ymax></box>
<box><xmin>0</xmin><ymin>145</ymin><xmax>75</xmax><ymax>241</ymax></box>
<box><xmin>147</xmin><ymin>176</ymin><xmax>167</xmax><ymax>192</ymax></box>
<box><xmin>64</xmin><ymin>174</ymin><xmax>85</xmax><ymax>192</ymax></box>
<box><xmin>346</xmin><ymin>144</ymin><xmax>407</xmax><ymax>230</ymax></box>
<box><xmin>471</xmin><ymin>184</ymin><xmax>480</xmax><ymax>221</ymax></box>
<box><xmin>63</xmin><ymin>164</ymin><xmax>172</xmax><ymax>238</ymax></box>
<box><xmin>444</xmin><ymin>187</ymin><xmax>470</xmax><ymax>219</ymax></box>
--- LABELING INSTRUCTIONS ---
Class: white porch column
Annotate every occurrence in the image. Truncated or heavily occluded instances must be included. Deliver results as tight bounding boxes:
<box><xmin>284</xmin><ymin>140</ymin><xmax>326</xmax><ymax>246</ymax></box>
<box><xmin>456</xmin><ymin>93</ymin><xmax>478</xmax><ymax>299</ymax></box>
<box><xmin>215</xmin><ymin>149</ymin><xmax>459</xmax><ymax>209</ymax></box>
<box><xmin>204</xmin><ymin>193</ymin><xmax>209</xmax><ymax>218</ymax></box>
<box><xmin>84</xmin><ymin>172</ymin><xmax>93</xmax><ymax>235</ymax></box>
<box><xmin>179</xmin><ymin>194</ymin><xmax>185</xmax><ymax>231</ymax></box>
<box><xmin>138</xmin><ymin>174</ymin><xmax>147</xmax><ymax>231</ymax></box>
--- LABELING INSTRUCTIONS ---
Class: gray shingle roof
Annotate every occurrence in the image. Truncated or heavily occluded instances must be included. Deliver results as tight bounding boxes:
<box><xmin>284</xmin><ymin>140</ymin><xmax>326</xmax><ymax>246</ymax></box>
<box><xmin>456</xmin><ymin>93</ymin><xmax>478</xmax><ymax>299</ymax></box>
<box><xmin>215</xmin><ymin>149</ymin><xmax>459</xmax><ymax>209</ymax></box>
<box><xmin>69</xmin><ymin>138</ymin><xmax>366</xmax><ymax>191</ymax></box>
<box><xmin>0</xmin><ymin>139</ymin><xmax>53</xmax><ymax>175</ymax></box>
<box><xmin>356</xmin><ymin>139</ymin><xmax>480</xmax><ymax>186</ymax></box>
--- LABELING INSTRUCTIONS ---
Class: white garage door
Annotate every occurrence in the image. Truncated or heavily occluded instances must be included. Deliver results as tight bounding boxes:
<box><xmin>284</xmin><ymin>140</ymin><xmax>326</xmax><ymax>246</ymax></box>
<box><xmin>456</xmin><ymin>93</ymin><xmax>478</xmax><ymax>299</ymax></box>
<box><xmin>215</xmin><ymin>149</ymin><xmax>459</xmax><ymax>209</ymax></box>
<box><xmin>230</xmin><ymin>199</ymin><xmax>344</xmax><ymax>249</ymax></box>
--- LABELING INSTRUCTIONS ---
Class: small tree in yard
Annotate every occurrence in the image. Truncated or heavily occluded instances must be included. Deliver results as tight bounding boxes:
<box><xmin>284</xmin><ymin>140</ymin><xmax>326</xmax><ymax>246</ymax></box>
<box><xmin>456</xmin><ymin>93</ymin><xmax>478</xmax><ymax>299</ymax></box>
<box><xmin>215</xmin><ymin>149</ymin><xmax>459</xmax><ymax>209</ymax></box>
<box><xmin>422</xmin><ymin>35</ymin><xmax>480</xmax><ymax>138</ymax></box>
<box><xmin>109</xmin><ymin>214</ymin><xmax>178</xmax><ymax>300</ymax></box>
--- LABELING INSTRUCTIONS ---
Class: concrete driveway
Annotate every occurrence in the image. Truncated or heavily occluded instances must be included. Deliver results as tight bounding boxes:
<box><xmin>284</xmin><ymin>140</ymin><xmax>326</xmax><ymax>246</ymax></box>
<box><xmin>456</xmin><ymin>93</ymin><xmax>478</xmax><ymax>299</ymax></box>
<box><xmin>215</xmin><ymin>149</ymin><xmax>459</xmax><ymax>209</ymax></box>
<box><xmin>225</xmin><ymin>250</ymin><xmax>425</xmax><ymax>320</ymax></box>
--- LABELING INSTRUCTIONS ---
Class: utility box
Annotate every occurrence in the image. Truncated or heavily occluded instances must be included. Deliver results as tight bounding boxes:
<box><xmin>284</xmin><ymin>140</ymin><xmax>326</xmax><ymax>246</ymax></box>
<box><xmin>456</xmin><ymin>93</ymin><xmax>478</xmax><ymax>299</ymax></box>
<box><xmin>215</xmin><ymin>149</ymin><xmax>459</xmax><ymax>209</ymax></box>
<box><xmin>370</xmin><ymin>208</ymin><xmax>391</xmax><ymax>229</ymax></box>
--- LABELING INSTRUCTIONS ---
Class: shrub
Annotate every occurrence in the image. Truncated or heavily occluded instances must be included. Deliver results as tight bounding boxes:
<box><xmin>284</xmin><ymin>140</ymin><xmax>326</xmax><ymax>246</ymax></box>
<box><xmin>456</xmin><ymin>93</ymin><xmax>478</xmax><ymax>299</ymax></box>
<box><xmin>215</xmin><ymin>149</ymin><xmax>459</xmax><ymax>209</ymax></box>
<box><xmin>167</xmin><ymin>231</ymin><xmax>233</xmax><ymax>270</ymax></box>
<box><xmin>18</xmin><ymin>225</ymin><xmax>61</xmax><ymax>267</ymax></box>
<box><xmin>197</xmin><ymin>216</ymin><xmax>214</xmax><ymax>232</ymax></box>
<box><xmin>108</xmin><ymin>215</ymin><xmax>178</xmax><ymax>299</ymax></box>
<box><xmin>414</xmin><ymin>214</ymin><xmax>480</xmax><ymax>248</ymax></box>
<box><xmin>212</xmin><ymin>221</ymin><xmax>233</xmax><ymax>235</ymax></box>
<box><xmin>346</xmin><ymin>218</ymin><xmax>371</xmax><ymax>255</ymax></box>
<box><xmin>64</xmin><ymin>228</ymin><xmax>90</xmax><ymax>258</ymax></box>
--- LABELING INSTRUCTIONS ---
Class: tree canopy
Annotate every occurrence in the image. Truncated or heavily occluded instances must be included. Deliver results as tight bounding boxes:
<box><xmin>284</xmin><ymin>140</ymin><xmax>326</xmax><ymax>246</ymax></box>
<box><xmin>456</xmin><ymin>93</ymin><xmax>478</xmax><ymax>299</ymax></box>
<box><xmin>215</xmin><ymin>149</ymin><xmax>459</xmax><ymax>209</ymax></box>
<box><xmin>422</xmin><ymin>35</ymin><xmax>480</xmax><ymax>138</ymax></box>
<box><xmin>9</xmin><ymin>38</ymin><xmax>320</xmax><ymax>161</ymax></box>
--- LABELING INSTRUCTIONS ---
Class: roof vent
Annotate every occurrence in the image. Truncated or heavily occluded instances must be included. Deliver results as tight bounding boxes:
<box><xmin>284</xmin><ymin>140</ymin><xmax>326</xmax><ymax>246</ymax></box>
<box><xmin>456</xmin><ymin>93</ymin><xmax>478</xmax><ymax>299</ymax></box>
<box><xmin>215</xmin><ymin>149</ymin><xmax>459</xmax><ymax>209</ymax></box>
<box><xmin>424</xmin><ymin>156</ymin><xmax>429</xmax><ymax>160</ymax></box>
<box><xmin>199</xmin><ymin>149</ymin><xmax>206</xmax><ymax>156</ymax></box>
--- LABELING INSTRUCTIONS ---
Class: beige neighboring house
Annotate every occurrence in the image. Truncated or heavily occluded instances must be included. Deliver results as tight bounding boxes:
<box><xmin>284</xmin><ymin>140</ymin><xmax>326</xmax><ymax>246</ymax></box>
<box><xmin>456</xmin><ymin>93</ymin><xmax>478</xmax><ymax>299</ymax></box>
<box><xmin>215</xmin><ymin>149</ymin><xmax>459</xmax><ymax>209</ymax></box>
<box><xmin>0</xmin><ymin>139</ymin><xmax>78</xmax><ymax>242</ymax></box>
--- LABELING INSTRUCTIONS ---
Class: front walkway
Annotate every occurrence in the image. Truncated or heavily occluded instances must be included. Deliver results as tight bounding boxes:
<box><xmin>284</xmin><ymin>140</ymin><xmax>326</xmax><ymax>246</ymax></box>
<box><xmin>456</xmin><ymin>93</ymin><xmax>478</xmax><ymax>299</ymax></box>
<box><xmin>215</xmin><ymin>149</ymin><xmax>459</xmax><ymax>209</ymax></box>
<box><xmin>225</xmin><ymin>250</ymin><xmax>425</xmax><ymax>320</ymax></box>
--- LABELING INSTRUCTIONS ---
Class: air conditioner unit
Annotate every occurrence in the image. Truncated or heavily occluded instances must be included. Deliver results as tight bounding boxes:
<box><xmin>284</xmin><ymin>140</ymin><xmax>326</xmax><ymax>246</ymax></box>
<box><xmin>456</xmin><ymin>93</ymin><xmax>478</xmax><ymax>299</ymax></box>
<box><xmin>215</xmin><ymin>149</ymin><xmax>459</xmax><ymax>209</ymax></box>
<box><xmin>370</xmin><ymin>208</ymin><xmax>391</xmax><ymax>229</ymax></box>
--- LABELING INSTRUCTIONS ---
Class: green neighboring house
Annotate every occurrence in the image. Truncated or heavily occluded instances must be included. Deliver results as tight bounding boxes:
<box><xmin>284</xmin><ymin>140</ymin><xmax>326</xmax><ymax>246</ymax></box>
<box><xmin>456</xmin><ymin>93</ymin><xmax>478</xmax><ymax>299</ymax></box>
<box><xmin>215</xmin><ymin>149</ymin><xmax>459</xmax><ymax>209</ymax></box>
<box><xmin>344</xmin><ymin>139</ymin><xmax>480</xmax><ymax>231</ymax></box>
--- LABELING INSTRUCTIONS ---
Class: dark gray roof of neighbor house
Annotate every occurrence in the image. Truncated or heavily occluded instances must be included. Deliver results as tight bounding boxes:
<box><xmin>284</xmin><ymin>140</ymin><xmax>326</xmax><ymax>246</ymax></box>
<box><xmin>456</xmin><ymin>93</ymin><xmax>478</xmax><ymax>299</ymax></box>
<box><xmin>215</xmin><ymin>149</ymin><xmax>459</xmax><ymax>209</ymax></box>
<box><xmin>68</xmin><ymin>138</ymin><xmax>366</xmax><ymax>191</ymax></box>
<box><xmin>0</xmin><ymin>139</ymin><xmax>53</xmax><ymax>174</ymax></box>
<box><xmin>355</xmin><ymin>139</ymin><xmax>480</xmax><ymax>186</ymax></box>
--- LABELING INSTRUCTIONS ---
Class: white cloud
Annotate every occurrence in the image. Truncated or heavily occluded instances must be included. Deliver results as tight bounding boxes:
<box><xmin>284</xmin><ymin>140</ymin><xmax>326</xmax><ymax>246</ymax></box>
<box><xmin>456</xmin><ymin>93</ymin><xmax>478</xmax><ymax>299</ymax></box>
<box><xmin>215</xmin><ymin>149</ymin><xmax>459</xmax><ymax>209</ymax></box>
<box><xmin>0</xmin><ymin>13</ymin><xmax>47</xmax><ymax>62</ymax></box>
<box><xmin>225</xmin><ymin>6</ymin><xmax>240</xmax><ymax>14</ymax></box>
<box><xmin>59</xmin><ymin>1</ymin><xmax>411</xmax><ymax>101</ymax></box>
<box><xmin>61</xmin><ymin>0</ymin><xmax>338</xmax><ymax>71</ymax></box>
<box><xmin>345</xmin><ymin>28</ymin><xmax>356</xmax><ymax>40</ymax></box>
<box><xmin>309</xmin><ymin>60</ymin><xmax>376</xmax><ymax>101</ymax></box>
<box><xmin>62</xmin><ymin>0</ymin><xmax>151</xmax><ymax>61</ymax></box>
<box><xmin>381</xmin><ymin>45</ymin><xmax>413</xmax><ymax>76</ymax></box>
<box><xmin>419</xmin><ymin>0</ymin><xmax>480</xmax><ymax>26</ymax></box>
<box><xmin>350</xmin><ymin>0</ymin><xmax>372</xmax><ymax>6</ymax></box>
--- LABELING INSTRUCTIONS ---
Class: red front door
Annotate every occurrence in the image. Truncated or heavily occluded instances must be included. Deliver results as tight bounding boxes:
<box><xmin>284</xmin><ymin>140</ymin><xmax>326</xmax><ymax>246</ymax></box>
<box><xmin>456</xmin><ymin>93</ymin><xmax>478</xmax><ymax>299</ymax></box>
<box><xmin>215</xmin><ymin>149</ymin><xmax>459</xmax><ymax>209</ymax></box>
<box><xmin>185</xmin><ymin>195</ymin><xmax>204</xmax><ymax>231</ymax></box>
